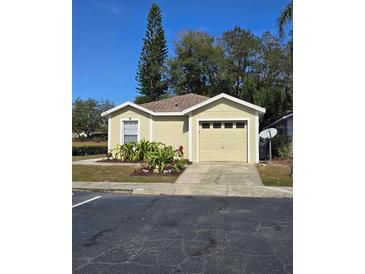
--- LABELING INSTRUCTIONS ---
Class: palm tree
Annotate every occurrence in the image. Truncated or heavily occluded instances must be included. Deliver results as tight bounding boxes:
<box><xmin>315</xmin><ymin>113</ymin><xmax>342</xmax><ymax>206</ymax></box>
<box><xmin>278</xmin><ymin>1</ymin><xmax>293</xmax><ymax>39</ymax></box>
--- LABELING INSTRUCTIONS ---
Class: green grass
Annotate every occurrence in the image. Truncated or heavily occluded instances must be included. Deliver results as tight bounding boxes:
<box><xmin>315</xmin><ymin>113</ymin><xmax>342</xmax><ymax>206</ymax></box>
<box><xmin>72</xmin><ymin>165</ymin><xmax>177</xmax><ymax>183</ymax></box>
<box><xmin>72</xmin><ymin>154</ymin><xmax>106</xmax><ymax>162</ymax></box>
<box><xmin>256</xmin><ymin>164</ymin><xmax>293</xmax><ymax>187</ymax></box>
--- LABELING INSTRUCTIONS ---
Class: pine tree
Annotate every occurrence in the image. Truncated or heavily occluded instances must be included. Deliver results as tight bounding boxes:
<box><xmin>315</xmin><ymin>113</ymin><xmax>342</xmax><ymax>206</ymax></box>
<box><xmin>135</xmin><ymin>3</ymin><xmax>168</xmax><ymax>103</ymax></box>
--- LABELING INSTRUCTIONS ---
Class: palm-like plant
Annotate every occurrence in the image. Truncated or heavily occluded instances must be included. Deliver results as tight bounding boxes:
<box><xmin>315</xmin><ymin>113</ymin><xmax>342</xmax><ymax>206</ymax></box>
<box><xmin>278</xmin><ymin>0</ymin><xmax>293</xmax><ymax>39</ymax></box>
<box><xmin>146</xmin><ymin>145</ymin><xmax>176</xmax><ymax>172</ymax></box>
<box><xmin>109</xmin><ymin>140</ymin><xmax>186</xmax><ymax>173</ymax></box>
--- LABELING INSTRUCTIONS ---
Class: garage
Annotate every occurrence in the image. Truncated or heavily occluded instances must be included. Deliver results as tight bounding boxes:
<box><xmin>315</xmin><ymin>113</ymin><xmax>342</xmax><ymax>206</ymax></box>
<box><xmin>199</xmin><ymin>120</ymin><xmax>248</xmax><ymax>162</ymax></box>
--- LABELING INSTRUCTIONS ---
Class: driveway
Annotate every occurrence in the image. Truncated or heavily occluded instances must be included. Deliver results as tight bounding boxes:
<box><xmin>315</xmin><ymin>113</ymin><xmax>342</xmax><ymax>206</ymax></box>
<box><xmin>176</xmin><ymin>162</ymin><xmax>263</xmax><ymax>186</ymax></box>
<box><xmin>73</xmin><ymin>192</ymin><xmax>293</xmax><ymax>273</ymax></box>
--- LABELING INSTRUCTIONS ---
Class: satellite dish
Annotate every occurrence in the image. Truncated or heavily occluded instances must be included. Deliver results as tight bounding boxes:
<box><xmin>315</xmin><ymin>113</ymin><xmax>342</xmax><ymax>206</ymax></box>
<box><xmin>259</xmin><ymin>128</ymin><xmax>277</xmax><ymax>139</ymax></box>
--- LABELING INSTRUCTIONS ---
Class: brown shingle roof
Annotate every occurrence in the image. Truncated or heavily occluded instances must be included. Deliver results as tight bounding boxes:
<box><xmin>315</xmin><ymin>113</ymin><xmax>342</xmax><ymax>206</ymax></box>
<box><xmin>140</xmin><ymin>93</ymin><xmax>209</xmax><ymax>112</ymax></box>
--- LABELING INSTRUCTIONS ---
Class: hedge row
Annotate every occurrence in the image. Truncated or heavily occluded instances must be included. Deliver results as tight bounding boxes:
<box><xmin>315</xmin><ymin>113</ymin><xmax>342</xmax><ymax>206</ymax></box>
<box><xmin>72</xmin><ymin>145</ymin><xmax>108</xmax><ymax>156</ymax></box>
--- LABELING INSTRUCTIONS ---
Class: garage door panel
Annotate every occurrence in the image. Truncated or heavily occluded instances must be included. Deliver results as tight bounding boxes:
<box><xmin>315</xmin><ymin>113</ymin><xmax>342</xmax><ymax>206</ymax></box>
<box><xmin>199</xmin><ymin>121</ymin><xmax>247</xmax><ymax>162</ymax></box>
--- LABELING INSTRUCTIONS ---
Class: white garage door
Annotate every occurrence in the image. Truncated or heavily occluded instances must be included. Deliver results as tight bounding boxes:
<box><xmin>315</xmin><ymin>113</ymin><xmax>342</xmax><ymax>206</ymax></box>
<box><xmin>199</xmin><ymin>121</ymin><xmax>248</xmax><ymax>162</ymax></box>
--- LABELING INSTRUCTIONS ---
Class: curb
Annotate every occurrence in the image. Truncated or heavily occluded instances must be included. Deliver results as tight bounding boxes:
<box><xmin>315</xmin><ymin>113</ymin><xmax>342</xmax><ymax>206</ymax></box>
<box><xmin>72</xmin><ymin>186</ymin><xmax>293</xmax><ymax>198</ymax></box>
<box><xmin>72</xmin><ymin>187</ymin><xmax>134</xmax><ymax>194</ymax></box>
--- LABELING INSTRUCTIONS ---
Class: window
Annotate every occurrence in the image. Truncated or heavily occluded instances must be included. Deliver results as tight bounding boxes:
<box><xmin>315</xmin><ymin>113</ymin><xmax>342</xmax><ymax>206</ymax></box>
<box><xmin>123</xmin><ymin>121</ymin><xmax>138</xmax><ymax>144</ymax></box>
<box><xmin>224</xmin><ymin>122</ymin><xmax>233</xmax><ymax>128</ymax></box>
<box><xmin>213</xmin><ymin>122</ymin><xmax>221</xmax><ymax>128</ymax></box>
<box><xmin>236</xmin><ymin>122</ymin><xmax>245</xmax><ymax>128</ymax></box>
<box><xmin>202</xmin><ymin>122</ymin><xmax>210</xmax><ymax>129</ymax></box>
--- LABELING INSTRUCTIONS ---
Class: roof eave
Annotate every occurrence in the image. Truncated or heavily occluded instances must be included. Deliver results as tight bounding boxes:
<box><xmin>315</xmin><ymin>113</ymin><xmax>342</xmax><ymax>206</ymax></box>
<box><xmin>182</xmin><ymin>93</ymin><xmax>266</xmax><ymax>114</ymax></box>
<box><xmin>101</xmin><ymin>93</ymin><xmax>266</xmax><ymax>117</ymax></box>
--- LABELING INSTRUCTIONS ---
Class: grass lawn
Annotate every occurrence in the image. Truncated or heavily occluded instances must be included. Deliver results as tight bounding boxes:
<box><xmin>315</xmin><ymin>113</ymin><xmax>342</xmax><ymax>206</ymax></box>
<box><xmin>72</xmin><ymin>165</ymin><xmax>177</xmax><ymax>183</ymax></box>
<box><xmin>72</xmin><ymin>154</ymin><xmax>106</xmax><ymax>162</ymax></box>
<box><xmin>256</xmin><ymin>163</ymin><xmax>293</xmax><ymax>187</ymax></box>
<box><xmin>72</xmin><ymin>141</ymin><xmax>107</xmax><ymax>147</ymax></box>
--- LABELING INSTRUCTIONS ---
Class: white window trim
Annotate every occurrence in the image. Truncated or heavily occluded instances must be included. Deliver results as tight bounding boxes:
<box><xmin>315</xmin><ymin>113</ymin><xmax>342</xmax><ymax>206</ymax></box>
<box><xmin>196</xmin><ymin>118</ymin><xmax>250</xmax><ymax>163</ymax></box>
<box><xmin>120</xmin><ymin>118</ymin><xmax>140</xmax><ymax>144</ymax></box>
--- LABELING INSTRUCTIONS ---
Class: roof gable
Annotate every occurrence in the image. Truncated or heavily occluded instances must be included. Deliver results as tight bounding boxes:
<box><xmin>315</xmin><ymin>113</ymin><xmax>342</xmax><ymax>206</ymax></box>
<box><xmin>101</xmin><ymin>93</ymin><xmax>265</xmax><ymax>117</ymax></box>
<box><xmin>181</xmin><ymin>93</ymin><xmax>265</xmax><ymax>114</ymax></box>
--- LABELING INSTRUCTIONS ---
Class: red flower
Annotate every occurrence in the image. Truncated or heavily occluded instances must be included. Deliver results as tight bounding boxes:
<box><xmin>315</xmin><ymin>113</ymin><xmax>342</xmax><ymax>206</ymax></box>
<box><xmin>178</xmin><ymin>145</ymin><xmax>183</xmax><ymax>153</ymax></box>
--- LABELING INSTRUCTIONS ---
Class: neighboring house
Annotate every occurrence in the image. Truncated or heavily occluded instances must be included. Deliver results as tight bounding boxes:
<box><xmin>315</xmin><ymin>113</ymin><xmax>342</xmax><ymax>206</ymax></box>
<box><xmin>101</xmin><ymin>93</ymin><xmax>265</xmax><ymax>163</ymax></box>
<box><xmin>262</xmin><ymin>112</ymin><xmax>293</xmax><ymax>137</ymax></box>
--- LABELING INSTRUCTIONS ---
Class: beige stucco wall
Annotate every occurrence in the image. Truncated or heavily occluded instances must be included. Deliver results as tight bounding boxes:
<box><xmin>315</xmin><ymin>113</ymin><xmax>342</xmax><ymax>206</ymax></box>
<box><xmin>152</xmin><ymin>116</ymin><xmax>189</xmax><ymax>159</ymax></box>
<box><xmin>191</xmin><ymin>98</ymin><xmax>258</xmax><ymax>163</ymax></box>
<box><xmin>110</xmin><ymin>106</ymin><xmax>151</xmax><ymax>149</ymax></box>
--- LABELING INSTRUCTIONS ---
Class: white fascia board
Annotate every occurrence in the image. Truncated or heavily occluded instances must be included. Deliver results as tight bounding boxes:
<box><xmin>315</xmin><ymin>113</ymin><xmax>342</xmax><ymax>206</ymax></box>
<box><xmin>101</xmin><ymin>102</ymin><xmax>183</xmax><ymax>117</ymax></box>
<box><xmin>182</xmin><ymin>93</ymin><xmax>266</xmax><ymax>115</ymax></box>
<box><xmin>101</xmin><ymin>93</ymin><xmax>266</xmax><ymax>117</ymax></box>
<box><xmin>101</xmin><ymin>102</ymin><xmax>155</xmax><ymax>117</ymax></box>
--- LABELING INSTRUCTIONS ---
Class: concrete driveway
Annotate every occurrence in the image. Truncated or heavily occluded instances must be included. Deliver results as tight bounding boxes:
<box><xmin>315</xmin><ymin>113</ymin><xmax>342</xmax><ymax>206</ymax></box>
<box><xmin>176</xmin><ymin>162</ymin><xmax>263</xmax><ymax>186</ymax></box>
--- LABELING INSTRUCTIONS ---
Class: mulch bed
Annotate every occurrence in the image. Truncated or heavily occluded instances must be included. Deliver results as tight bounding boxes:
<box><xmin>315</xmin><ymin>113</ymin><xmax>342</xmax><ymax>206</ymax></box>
<box><xmin>97</xmin><ymin>159</ymin><xmax>143</xmax><ymax>164</ymax></box>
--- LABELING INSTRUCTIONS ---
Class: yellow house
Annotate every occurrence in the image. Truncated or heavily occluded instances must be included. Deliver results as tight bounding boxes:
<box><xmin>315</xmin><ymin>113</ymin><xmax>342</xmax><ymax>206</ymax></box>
<box><xmin>101</xmin><ymin>93</ymin><xmax>265</xmax><ymax>163</ymax></box>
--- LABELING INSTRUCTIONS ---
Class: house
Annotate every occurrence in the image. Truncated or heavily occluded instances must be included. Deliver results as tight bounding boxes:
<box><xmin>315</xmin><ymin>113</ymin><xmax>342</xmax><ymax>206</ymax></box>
<box><xmin>101</xmin><ymin>93</ymin><xmax>266</xmax><ymax>163</ymax></box>
<box><xmin>262</xmin><ymin>112</ymin><xmax>293</xmax><ymax>138</ymax></box>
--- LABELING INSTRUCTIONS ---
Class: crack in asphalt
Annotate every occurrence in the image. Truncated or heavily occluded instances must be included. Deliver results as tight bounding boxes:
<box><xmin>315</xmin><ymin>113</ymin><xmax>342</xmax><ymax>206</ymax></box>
<box><xmin>73</xmin><ymin>195</ymin><xmax>292</xmax><ymax>273</ymax></box>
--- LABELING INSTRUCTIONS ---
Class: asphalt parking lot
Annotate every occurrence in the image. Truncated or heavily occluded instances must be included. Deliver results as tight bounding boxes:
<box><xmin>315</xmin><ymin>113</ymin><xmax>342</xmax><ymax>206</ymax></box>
<box><xmin>73</xmin><ymin>192</ymin><xmax>293</xmax><ymax>273</ymax></box>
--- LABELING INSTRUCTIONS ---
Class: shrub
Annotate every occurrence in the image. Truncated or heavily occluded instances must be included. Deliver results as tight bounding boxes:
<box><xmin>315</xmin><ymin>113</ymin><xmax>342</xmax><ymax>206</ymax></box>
<box><xmin>271</xmin><ymin>135</ymin><xmax>292</xmax><ymax>157</ymax></box>
<box><xmin>72</xmin><ymin>145</ymin><xmax>108</xmax><ymax>156</ymax></box>
<box><xmin>278</xmin><ymin>143</ymin><xmax>293</xmax><ymax>159</ymax></box>
<box><xmin>146</xmin><ymin>145</ymin><xmax>176</xmax><ymax>172</ymax></box>
<box><xmin>108</xmin><ymin>139</ymin><xmax>186</xmax><ymax>173</ymax></box>
<box><xmin>272</xmin><ymin>135</ymin><xmax>293</xmax><ymax>158</ymax></box>
<box><xmin>89</xmin><ymin>133</ymin><xmax>108</xmax><ymax>142</ymax></box>
<box><xmin>109</xmin><ymin>139</ymin><xmax>163</xmax><ymax>162</ymax></box>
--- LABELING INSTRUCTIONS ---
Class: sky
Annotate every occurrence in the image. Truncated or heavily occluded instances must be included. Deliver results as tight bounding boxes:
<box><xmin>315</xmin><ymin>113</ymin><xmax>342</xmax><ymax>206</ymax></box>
<box><xmin>73</xmin><ymin>0</ymin><xmax>291</xmax><ymax>104</ymax></box>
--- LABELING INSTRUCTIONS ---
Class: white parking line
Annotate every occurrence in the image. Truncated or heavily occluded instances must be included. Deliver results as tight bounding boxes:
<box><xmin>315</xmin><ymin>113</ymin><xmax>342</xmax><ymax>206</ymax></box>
<box><xmin>264</xmin><ymin>187</ymin><xmax>293</xmax><ymax>193</ymax></box>
<box><xmin>72</xmin><ymin>196</ymin><xmax>101</xmax><ymax>208</ymax></box>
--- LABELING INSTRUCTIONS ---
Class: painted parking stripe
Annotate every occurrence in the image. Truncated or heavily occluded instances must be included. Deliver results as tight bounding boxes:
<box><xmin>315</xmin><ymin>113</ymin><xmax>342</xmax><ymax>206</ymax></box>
<box><xmin>264</xmin><ymin>187</ymin><xmax>293</xmax><ymax>193</ymax></box>
<box><xmin>72</xmin><ymin>196</ymin><xmax>101</xmax><ymax>208</ymax></box>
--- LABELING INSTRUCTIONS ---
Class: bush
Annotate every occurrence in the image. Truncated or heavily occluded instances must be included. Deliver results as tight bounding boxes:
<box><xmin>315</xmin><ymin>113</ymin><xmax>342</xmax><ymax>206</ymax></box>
<box><xmin>278</xmin><ymin>144</ymin><xmax>292</xmax><ymax>159</ymax></box>
<box><xmin>72</xmin><ymin>145</ymin><xmax>108</xmax><ymax>156</ymax></box>
<box><xmin>272</xmin><ymin>135</ymin><xmax>292</xmax><ymax>158</ymax></box>
<box><xmin>109</xmin><ymin>139</ymin><xmax>163</xmax><ymax>162</ymax></box>
<box><xmin>89</xmin><ymin>133</ymin><xmax>108</xmax><ymax>142</ymax></box>
<box><xmin>108</xmin><ymin>139</ymin><xmax>186</xmax><ymax>173</ymax></box>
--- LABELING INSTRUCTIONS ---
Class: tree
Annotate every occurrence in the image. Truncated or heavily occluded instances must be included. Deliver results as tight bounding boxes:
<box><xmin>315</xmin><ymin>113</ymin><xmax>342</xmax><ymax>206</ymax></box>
<box><xmin>167</xmin><ymin>31</ymin><xmax>225</xmax><ymax>96</ymax></box>
<box><xmin>219</xmin><ymin>26</ymin><xmax>260</xmax><ymax>100</ymax></box>
<box><xmin>72</xmin><ymin>98</ymin><xmax>115</xmax><ymax>137</ymax></box>
<box><xmin>99</xmin><ymin>99</ymin><xmax>115</xmax><ymax>132</ymax></box>
<box><xmin>253</xmin><ymin>32</ymin><xmax>292</xmax><ymax>127</ymax></box>
<box><xmin>278</xmin><ymin>0</ymin><xmax>293</xmax><ymax>39</ymax></box>
<box><xmin>135</xmin><ymin>3</ymin><xmax>168</xmax><ymax>103</ymax></box>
